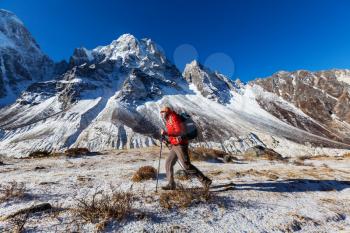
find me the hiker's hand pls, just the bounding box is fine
[161,129,166,136]
[175,136,182,144]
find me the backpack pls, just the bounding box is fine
[178,112,198,140]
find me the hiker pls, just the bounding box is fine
[160,106,212,190]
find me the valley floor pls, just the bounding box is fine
[0,147,349,232]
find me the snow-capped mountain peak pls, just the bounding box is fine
[0,9,23,24]
[0,11,350,158]
[333,69,350,85]
[0,9,53,107]
[0,9,40,53]
[90,34,166,66]
[93,33,140,60]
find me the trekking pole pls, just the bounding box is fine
[155,136,163,193]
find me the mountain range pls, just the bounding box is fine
[0,9,349,157]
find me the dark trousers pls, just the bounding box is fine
[165,144,207,184]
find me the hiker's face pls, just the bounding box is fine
[161,112,167,119]
[161,111,169,119]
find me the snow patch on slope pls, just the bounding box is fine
[0,31,15,48]
[336,70,350,85]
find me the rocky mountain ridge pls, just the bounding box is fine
[0,9,349,157]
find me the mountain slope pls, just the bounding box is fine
[0,11,349,157]
[253,70,350,145]
[0,34,188,156]
[0,43,349,157]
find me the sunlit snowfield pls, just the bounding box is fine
[0,147,349,232]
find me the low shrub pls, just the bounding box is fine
[132,166,157,182]
[8,213,28,233]
[0,181,27,203]
[72,188,134,231]
[243,146,284,161]
[159,185,212,209]
[28,150,52,158]
[65,148,90,157]
[298,155,312,161]
[292,160,305,166]
[189,147,227,162]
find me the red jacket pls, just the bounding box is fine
[165,111,188,145]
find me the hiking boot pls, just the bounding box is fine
[202,178,212,189]
[161,183,176,190]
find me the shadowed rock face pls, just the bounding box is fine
[69,48,92,67]
[183,60,243,104]
[0,71,5,98]
[253,70,350,144]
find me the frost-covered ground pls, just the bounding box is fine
[0,147,349,232]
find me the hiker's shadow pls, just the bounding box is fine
[157,173,166,179]
[210,182,236,192]
[235,179,350,192]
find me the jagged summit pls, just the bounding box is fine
[87,34,166,65]
[259,69,350,85]
[111,33,139,48]
[0,9,22,18]
[183,60,242,104]
[93,33,140,60]
[0,9,24,27]
[66,34,174,84]
[186,60,201,68]
[68,34,164,65]
[69,47,93,67]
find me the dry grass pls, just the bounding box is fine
[292,160,305,166]
[208,170,223,177]
[132,166,157,182]
[292,157,315,167]
[280,164,338,180]
[265,152,284,161]
[319,198,338,205]
[281,213,321,232]
[159,185,212,209]
[0,181,27,203]
[48,202,65,219]
[296,154,350,161]
[189,147,227,162]
[72,188,134,231]
[298,154,334,161]
[77,176,93,183]
[65,148,90,157]
[27,150,65,158]
[230,169,279,180]
[297,155,312,161]
[8,213,29,233]
[242,147,284,161]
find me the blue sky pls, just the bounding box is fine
[1,0,350,82]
